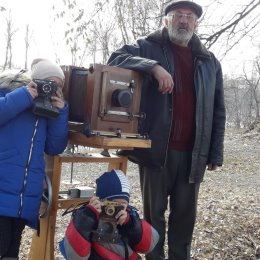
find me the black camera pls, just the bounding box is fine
[32,79,59,118]
[92,200,124,243]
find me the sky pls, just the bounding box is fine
[0,0,71,68]
[0,0,259,76]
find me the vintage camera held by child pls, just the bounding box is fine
[92,200,124,243]
[32,79,59,118]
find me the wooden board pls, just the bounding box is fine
[69,130,151,149]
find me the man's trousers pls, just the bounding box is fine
[139,149,200,260]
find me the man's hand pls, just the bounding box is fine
[207,164,218,171]
[151,64,174,94]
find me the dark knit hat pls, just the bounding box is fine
[31,58,65,82]
[96,169,131,202]
[164,0,203,18]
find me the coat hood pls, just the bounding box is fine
[146,27,211,60]
[0,69,31,91]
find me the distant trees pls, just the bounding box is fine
[224,56,260,128]
[241,57,260,121]
[53,0,260,64]
[0,7,32,71]
[0,0,259,128]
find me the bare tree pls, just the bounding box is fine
[91,18,117,64]
[113,0,165,43]
[24,24,33,70]
[241,57,260,120]
[3,11,18,70]
[199,0,260,59]
[52,0,109,66]
[53,0,260,64]
[224,77,244,128]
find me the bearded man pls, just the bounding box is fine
[107,1,226,259]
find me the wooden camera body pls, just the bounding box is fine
[62,64,145,138]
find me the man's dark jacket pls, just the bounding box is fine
[107,27,226,183]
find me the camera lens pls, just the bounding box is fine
[42,84,52,93]
[105,206,115,216]
[112,89,133,108]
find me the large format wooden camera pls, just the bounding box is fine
[62,64,145,138]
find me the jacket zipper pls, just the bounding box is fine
[191,57,204,180]
[162,45,174,167]
[18,118,39,216]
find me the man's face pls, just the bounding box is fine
[165,8,198,45]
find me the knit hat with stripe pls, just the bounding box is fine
[96,169,131,202]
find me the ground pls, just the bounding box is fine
[20,128,260,260]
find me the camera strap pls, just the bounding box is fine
[61,201,89,216]
[122,238,129,260]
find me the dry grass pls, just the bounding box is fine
[20,128,260,260]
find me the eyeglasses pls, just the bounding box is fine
[168,13,197,22]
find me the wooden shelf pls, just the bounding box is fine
[29,129,151,260]
[29,153,129,260]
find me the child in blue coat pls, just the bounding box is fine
[60,169,159,260]
[0,58,68,260]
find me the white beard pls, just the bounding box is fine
[168,25,194,45]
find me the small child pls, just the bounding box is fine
[59,169,159,260]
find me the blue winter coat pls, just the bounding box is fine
[0,85,68,229]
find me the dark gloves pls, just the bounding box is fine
[118,207,142,245]
[72,204,99,240]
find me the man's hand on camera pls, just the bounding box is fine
[26,81,38,99]
[151,64,174,94]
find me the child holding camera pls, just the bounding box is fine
[0,58,68,260]
[59,169,159,260]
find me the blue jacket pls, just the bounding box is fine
[0,85,68,229]
[108,28,226,183]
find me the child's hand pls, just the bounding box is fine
[116,209,128,226]
[89,196,101,213]
[26,81,38,99]
[51,89,65,109]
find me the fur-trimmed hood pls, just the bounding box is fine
[146,27,211,60]
[0,69,31,91]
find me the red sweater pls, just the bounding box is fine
[168,43,196,151]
